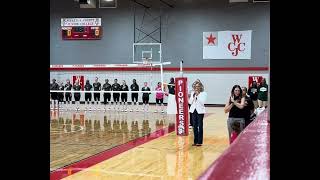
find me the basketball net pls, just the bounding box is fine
[142,58,152,66]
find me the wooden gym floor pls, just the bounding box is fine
[50,106,229,180]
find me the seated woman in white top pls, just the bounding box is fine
[189,82,207,146]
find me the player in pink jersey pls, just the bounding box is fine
[155,82,164,113]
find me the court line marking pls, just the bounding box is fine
[50,167,164,178]
[50,123,175,180]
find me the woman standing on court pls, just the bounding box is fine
[188,79,202,129]
[258,78,268,108]
[166,77,177,114]
[155,82,164,113]
[58,81,64,103]
[84,80,93,108]
[189,82,207,146]
[248,80,258,109]
[120,80,129,112]
[224,85,246,141]
[64,79,73,104]
[73,80,82,111]
[141,82,151,112]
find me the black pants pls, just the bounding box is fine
[74,93,80,101]
[121,93,128,102]
[189,104,193,126]
[65,93,72,102]
[94,93,100,101]
[131,93,138,102]
[156,98,163,104]
[58,93,64,102]
[104,93,111,104]
[192,109,204,145]
[113,93,120,102]
[142,96,149,104]
[51,92,58,100]
[85,93,92,101]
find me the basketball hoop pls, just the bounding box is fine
[142,57,152,66]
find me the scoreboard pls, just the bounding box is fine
[61,26,102,40]
[61,18,102,40]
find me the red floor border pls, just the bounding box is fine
[50,124,175,180]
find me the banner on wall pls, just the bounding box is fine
[203,30,252,59]
[61,18,101,27]
[72,75,84,90]
[248,76,263,88]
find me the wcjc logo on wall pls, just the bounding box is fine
[228,34,245,56]
[203,30,252,59]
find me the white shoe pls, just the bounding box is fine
[130,109,133,112]
[161,110,164,113]
[154,110,157,113]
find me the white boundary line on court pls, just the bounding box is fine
[51,167,164,178]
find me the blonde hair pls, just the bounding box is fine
[194,81,204,92]
[192,80,200,89]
